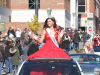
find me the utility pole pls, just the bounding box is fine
[35,0,38,22]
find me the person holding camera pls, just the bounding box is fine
[93,34,100,46]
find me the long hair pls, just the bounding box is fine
[43,17,57,29]
[83,41,94,52]
[24,32,29,42]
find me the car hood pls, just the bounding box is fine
[80,64,100,75]
[80,63,100,71]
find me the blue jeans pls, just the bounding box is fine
[69,43,72,50]
[21,39,24,48]
[0,62,3,75]
[83,42,85,47]
[63,49,66,51]
[5,57,12,73]
[12,65,18,70]
[17,37,20,43]
[73,43,76,49]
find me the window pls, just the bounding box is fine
[78,0,85,13]
[9,16,11,22]
[29,0,40,9]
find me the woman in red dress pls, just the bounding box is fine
[27,17,70,59]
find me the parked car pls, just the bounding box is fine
[17,58,83,75]
[69,53,100,75]
[93,46,100,55]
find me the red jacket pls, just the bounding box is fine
[93,38,100,46]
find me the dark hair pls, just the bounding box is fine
[16,39,19,44]
[43,17,57,29]
[25,41,29,45]
[9,27,11,30]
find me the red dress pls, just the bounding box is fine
[27,30,70,59]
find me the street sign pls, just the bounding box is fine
[0,22,6,31]
[88,27,92,32]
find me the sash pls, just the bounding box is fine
[46,28,59,47]
[85,48,88,53]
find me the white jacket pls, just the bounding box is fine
[16,31,21,37]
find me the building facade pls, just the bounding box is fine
[0,0,71,30]
[70,0,78,30]
[78,0,100,40]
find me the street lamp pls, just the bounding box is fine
[85,20,87,32]
[47,8,52,16]
[35,0,38,22]
[0,15,1,22]
[72,12,76,31]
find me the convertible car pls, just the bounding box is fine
[69,53,100,75]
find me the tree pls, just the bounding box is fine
[0,1,6,5]
[27,14,41,32]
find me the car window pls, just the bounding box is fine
[18,62,81,75]
[93,46,100,52]
[70,55,100,64]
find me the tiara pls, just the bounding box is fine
[48,15,57,22]
[48,15,54,18]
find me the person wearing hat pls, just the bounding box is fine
[0,41,5,75]
[9,42,20,75]
[16,28,21,43]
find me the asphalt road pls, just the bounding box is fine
[69,42,83,54]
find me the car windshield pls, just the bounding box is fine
[70,54,100,64]
[18,61,81,75]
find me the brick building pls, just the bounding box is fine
[78,0,100,40]
[0,0,71,36]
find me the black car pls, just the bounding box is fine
[17,58,83,75]
[69,53,100,75]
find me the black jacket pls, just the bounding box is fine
[74,33,80,43]
[7,30,11,36]
[11,29,15,37]
[83,34,88,42]
[0,46,5,61]
[27,44,39,56]
[4,45,13,59]
[59,35,70,49]
[16,44,22,56]
[21,32,25,39]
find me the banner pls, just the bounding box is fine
[0,22,6,31]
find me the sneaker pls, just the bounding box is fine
[7,73,12,75]
[3,65,6,68]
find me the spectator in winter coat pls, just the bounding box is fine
[93,34,100,46]
[27,42,39,56]
[24,32,29,43]
[69,33,73,50]
[0,41,5,75]
[4,40,13,74]
[9,42,20,75]
[16,39,23,65]
[82,32,88,47]
[22,41,29,61]
[59,32,70,54]
[75,40,94,54]
[11,26,15,37]
[73,32,80,49]
[21,30,25,48]
[7,27,12,37]
[16,28,21,43]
